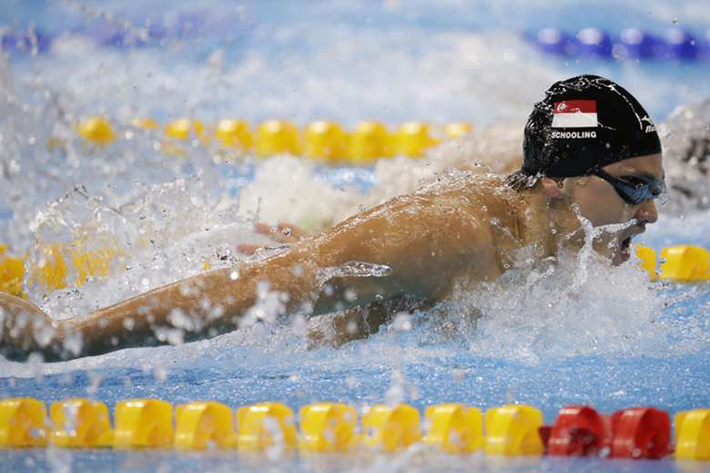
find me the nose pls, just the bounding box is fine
[635,199,658,225]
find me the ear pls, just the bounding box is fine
[540,177,565,199]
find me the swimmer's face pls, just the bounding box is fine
[564,153,665,265]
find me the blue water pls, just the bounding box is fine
[1,1,710,472]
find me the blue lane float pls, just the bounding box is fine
[0,31,53,55]
[529,27,710,62]
[618,28,666,60]
[533,28,579,56]
[0,10,215,54]
[664,29,699,60]
[2,21,710,63]
[577,28,613,59]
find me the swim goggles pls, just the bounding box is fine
[589,167,666,205]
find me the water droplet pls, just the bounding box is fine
[392,312,412,331]
[344,288,357,302]
[291,264,304,276]
[154,366,168,381]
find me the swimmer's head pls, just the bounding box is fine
[520,74,662,179]
[511,75,665,265]
[541,153,664,265]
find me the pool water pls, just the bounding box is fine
[1,1,710,471]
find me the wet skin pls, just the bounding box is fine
[0,153,664,361]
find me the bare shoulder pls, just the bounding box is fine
[295,171,506,299]
[412,171,508,238]
[306,173,501,256]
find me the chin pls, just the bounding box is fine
[594,239,630,266]
[611,254,629,266]
[611,245,632,266]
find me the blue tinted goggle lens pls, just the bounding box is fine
[591,169,665,205]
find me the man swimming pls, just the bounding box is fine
[0,75,665,361]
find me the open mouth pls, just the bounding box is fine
[621,236,632,251]
[618,236,633,262]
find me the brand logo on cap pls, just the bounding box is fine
[552,100,598,131]
[641,116,656,133]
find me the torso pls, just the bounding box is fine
[308,171,551,341]
[307,172,548,305]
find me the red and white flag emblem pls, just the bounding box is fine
[552,100,597,128]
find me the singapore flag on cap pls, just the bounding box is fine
[551,100,598,128]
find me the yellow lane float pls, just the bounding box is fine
[113,399,173,449]
[22,242,123,292]
[635,245,657,279]
[30,244,69,291]
[174,401,236,450]
[660,246,710,281]
[49,399,113,448]
[361,404,422,452]
[165,118,210,147]
[675,409,710,461]
[347,120,391,164]
[255,120,300,157]
[299,402,358,452]
[0,245,25,298]
[392,122,438,158]
[0,398,48,448]
[165,118,195,141]
[445,122,473,139]
[236,402,297,452]
[424,403,484,453]
[71,245,121,287]
[71,117,481,162]
[302,121,347,163]
[131,117,160,130]
[485,404,544,456]
[76,117,116,146]
[215,119,254,152]
[636,245,710,282]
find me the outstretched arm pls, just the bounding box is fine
[1,244,328,361]
[2,246,337,361]
[2,192,495,361]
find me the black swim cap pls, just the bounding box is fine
[522,75,662,178]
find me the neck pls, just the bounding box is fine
[513,186,578,259]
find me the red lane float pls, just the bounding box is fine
[545,406,610,457]
[542,405,672,460]
[610,407,671,459]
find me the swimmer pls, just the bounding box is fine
[658,98,710,213]
[0,75,665,361]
